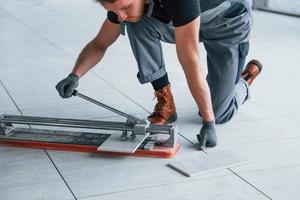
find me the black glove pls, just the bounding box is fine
[55,74,79,98]
[197,120,217,149]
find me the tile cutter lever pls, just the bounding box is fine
[72,90,148,140]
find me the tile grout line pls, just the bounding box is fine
[227,168,273,200]
[41,3,94,33]
[178,132,198,146]
[0,80,24,116]
[75,173,234,199]
[216,135,300,149]
[44,150,78,200]
[253,101,295,122]
[231,163,300,175]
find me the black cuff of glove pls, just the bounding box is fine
[202,120,215,127]
[68,73,79,81]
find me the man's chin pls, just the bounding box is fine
[127,16,142,22]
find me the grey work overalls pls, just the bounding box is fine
[124,0,252,124]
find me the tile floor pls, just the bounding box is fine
[0,1,300,199]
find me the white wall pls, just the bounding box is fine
[268,0,300,15]
[254,0,300,15]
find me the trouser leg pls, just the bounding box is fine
[126,16,177,124]
[126,16,175,84]
[200,0,252,124]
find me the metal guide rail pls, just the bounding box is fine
[0,114,173,134]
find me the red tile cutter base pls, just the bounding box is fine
[0,138,180,158]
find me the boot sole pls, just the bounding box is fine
[167,112,178,123]
[242,59,263,83]
[247,59,263,73]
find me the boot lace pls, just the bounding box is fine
[153,91,167,114]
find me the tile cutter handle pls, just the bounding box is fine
[72,90,130,119]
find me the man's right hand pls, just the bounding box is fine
[55,74,79,98]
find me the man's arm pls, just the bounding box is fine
[71,19,121,77]
[174,16,214,122]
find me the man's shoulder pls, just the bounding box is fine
[160,0,200,27]
[161,0,199,9]
[160,0,200,15]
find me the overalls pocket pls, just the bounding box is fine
[200,1,251,42]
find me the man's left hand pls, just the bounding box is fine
[197,120,217,149]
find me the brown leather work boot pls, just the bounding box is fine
[148,84,177,125]
[241,59,263,86]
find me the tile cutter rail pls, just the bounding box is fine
[0,90,180,158]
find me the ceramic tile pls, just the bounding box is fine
[175,108,300,148]
[238,165,300,200]
[0,147,75,200]
[213,138,300,173]
[78,174,267,200]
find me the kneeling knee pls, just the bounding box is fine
[214,108,237,124]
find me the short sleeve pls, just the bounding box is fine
[168,0,201,27]
[107,11,120,24]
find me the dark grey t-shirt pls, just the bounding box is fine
[107,0,226,27]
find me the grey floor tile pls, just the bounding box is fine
[0,15,64,60]
[238,165,300,200]
[0,1,97,60]
[176,108,300,148]
[0,73,146,114]
[168,149,253,177]
[247,62,300,121]
[246,13,300,122]
[43,0,107,30]
[234,101,281,121]
[78,174,268,200]
[0,147,75,200]
[216,118,300,148]
[217,138,300,173]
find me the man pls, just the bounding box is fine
[56,0,262,149]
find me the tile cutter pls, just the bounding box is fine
[0,90,180,158]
